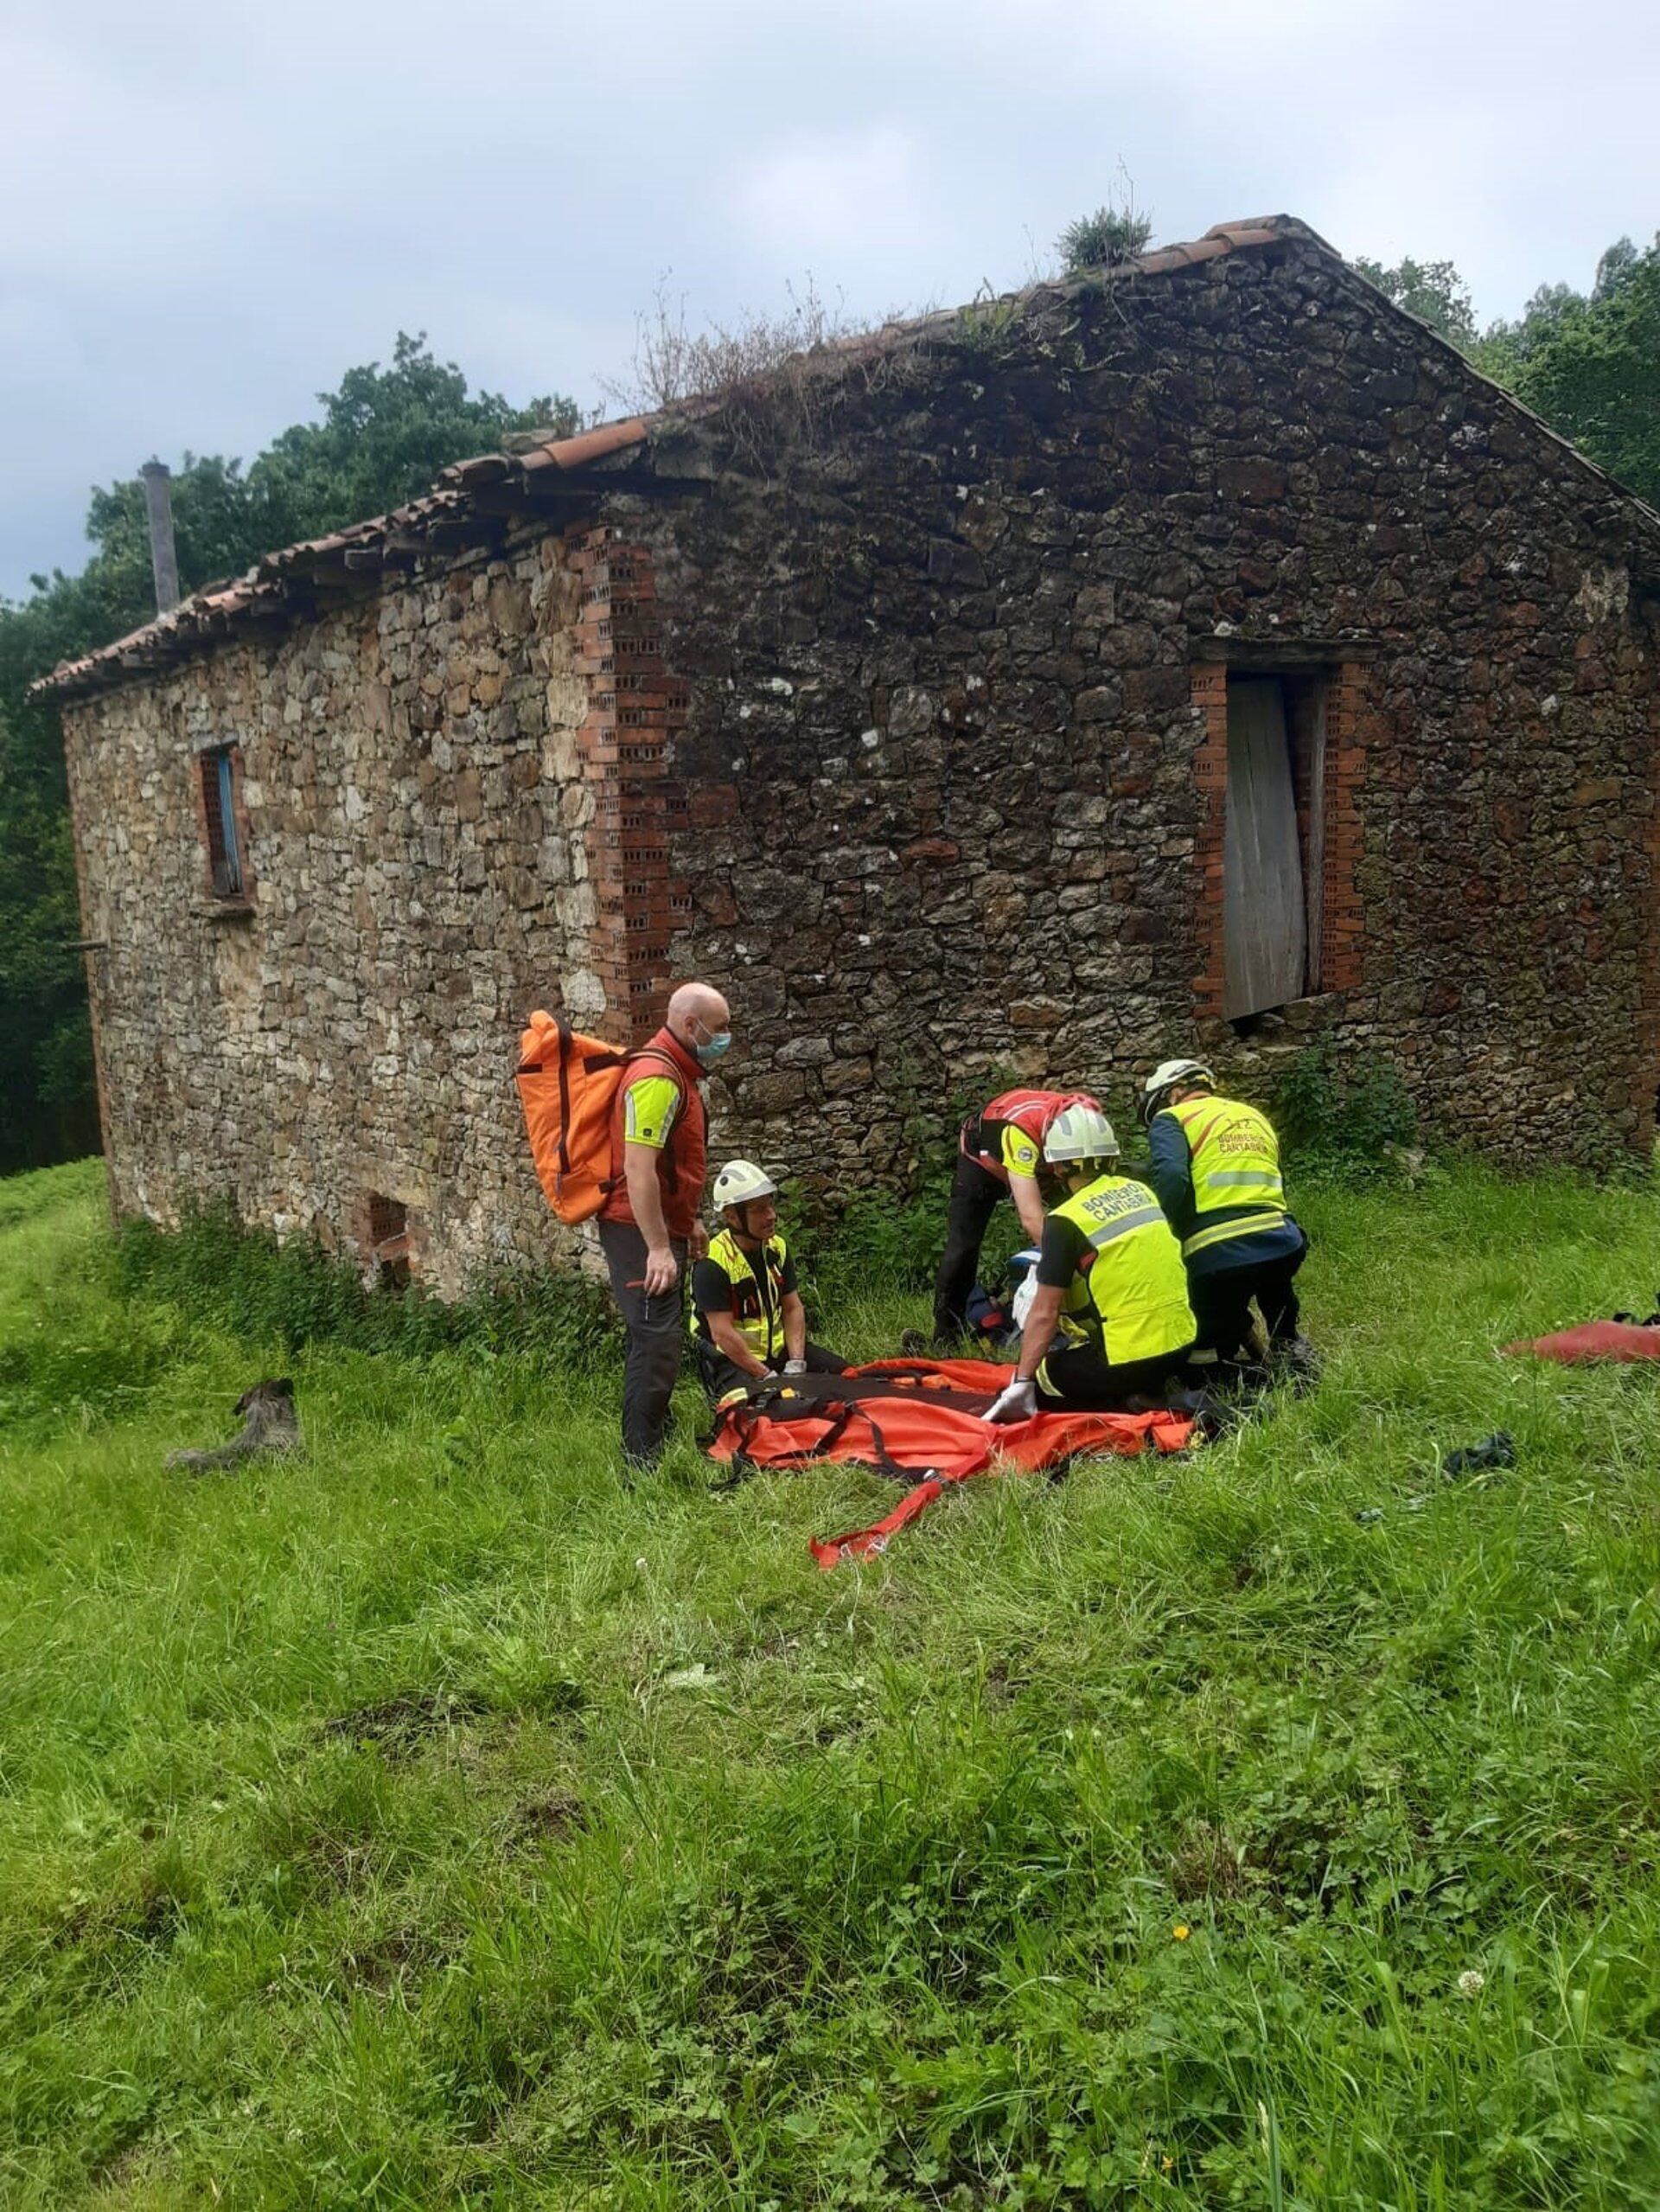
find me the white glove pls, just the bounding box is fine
[782,1359,807,1376]
[986,1376,1037,1425]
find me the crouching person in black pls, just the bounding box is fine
[987,1104,1196,1423]
[691,1160,850,1403]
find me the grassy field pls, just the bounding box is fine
[4,1155,1660,2208]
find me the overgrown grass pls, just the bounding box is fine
[5,1155,1660,2206]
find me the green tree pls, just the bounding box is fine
[1509,235,1660,504]
[245,333,575,552]
[1471,280,1580,380]
[1593,237,1640,297]
[1352,255,1478,348]
[0,337,577,1173]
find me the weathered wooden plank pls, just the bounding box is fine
[1223,677,1306,1018]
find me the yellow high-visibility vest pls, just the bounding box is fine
[693,1228,788,1360]
[1165,1094,1287,1258]
[1047,1173,1196,1365]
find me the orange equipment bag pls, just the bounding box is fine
[1501,1320,1660,1365]
[515,1010,633,1224]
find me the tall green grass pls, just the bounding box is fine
[3,1155,1660,2206]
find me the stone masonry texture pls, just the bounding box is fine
[56,225,1660,1289]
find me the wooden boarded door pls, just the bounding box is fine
[1223,678,1306,1018]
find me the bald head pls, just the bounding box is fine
[666,981,731,1066]
[667,981,729,1034]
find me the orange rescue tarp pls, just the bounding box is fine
[701,1358,1195,1567]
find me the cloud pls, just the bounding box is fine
[727,125,935,265]
[3,0,1657,598]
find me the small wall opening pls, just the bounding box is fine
[365,1192,411,1291]
[199,745,246,899]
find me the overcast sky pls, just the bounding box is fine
[3,0,1657,600]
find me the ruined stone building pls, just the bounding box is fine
[42,215,1660,1292]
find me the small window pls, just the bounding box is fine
[367,1192,406,1246]
[367,1192,411,1292]
[200,747,245,898]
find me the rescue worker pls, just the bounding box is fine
[1140,1057,1313,1375]
[595,981,730,1468]
[987,1103,1195,1421]
[932,1085,1101,1345]
[691,1160,850,1403]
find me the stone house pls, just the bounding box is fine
[43,215,1660,1294]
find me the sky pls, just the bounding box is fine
[3,0,1657,600]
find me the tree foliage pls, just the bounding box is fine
[246,333,576,553]
[1502,239,1660,505]
[0,337,574,1173]
[1352,256,1478,348]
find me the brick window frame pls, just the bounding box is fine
[1191,649,1369,1021]
[352,1189,417,1289]
[192,741,255,906]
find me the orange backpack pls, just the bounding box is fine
[515,1011,633,1224]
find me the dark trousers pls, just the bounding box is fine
[695,1338,850,1404]
[597,1218,690,1467]
[933,1152,1007,1341]
[1037,1338,1192,1412]
[1189,1246,1306,1364]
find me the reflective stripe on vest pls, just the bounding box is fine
[1050,1173,1195,1365]
[1184,1211,1289,1258]
[1166,1095,1286,1260]
[693,1228,788,1360]
[1084,1201,1167,1247]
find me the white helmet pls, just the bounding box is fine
[1043,1102,1120,1165]
[712,1159,778,1211]
[1141,1058,1214,1121]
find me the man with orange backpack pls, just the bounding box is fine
[595,981,732,1468]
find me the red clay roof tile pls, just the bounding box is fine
[517,417,648,474]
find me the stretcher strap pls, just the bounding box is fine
[717,1396,914,1485]
[807,1411,1195,1568]
[743,1365,1003,1415]
[809,1467,965,1568]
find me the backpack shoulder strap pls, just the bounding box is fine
[623,1043,691,1095]
[618,1044,698,1192]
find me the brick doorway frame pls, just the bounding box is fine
[1191,647,1372,1021]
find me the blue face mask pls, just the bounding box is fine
[693,1028,732,1068]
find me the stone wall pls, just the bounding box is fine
[63,531,602,1293]
[61,229,1660,1289]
